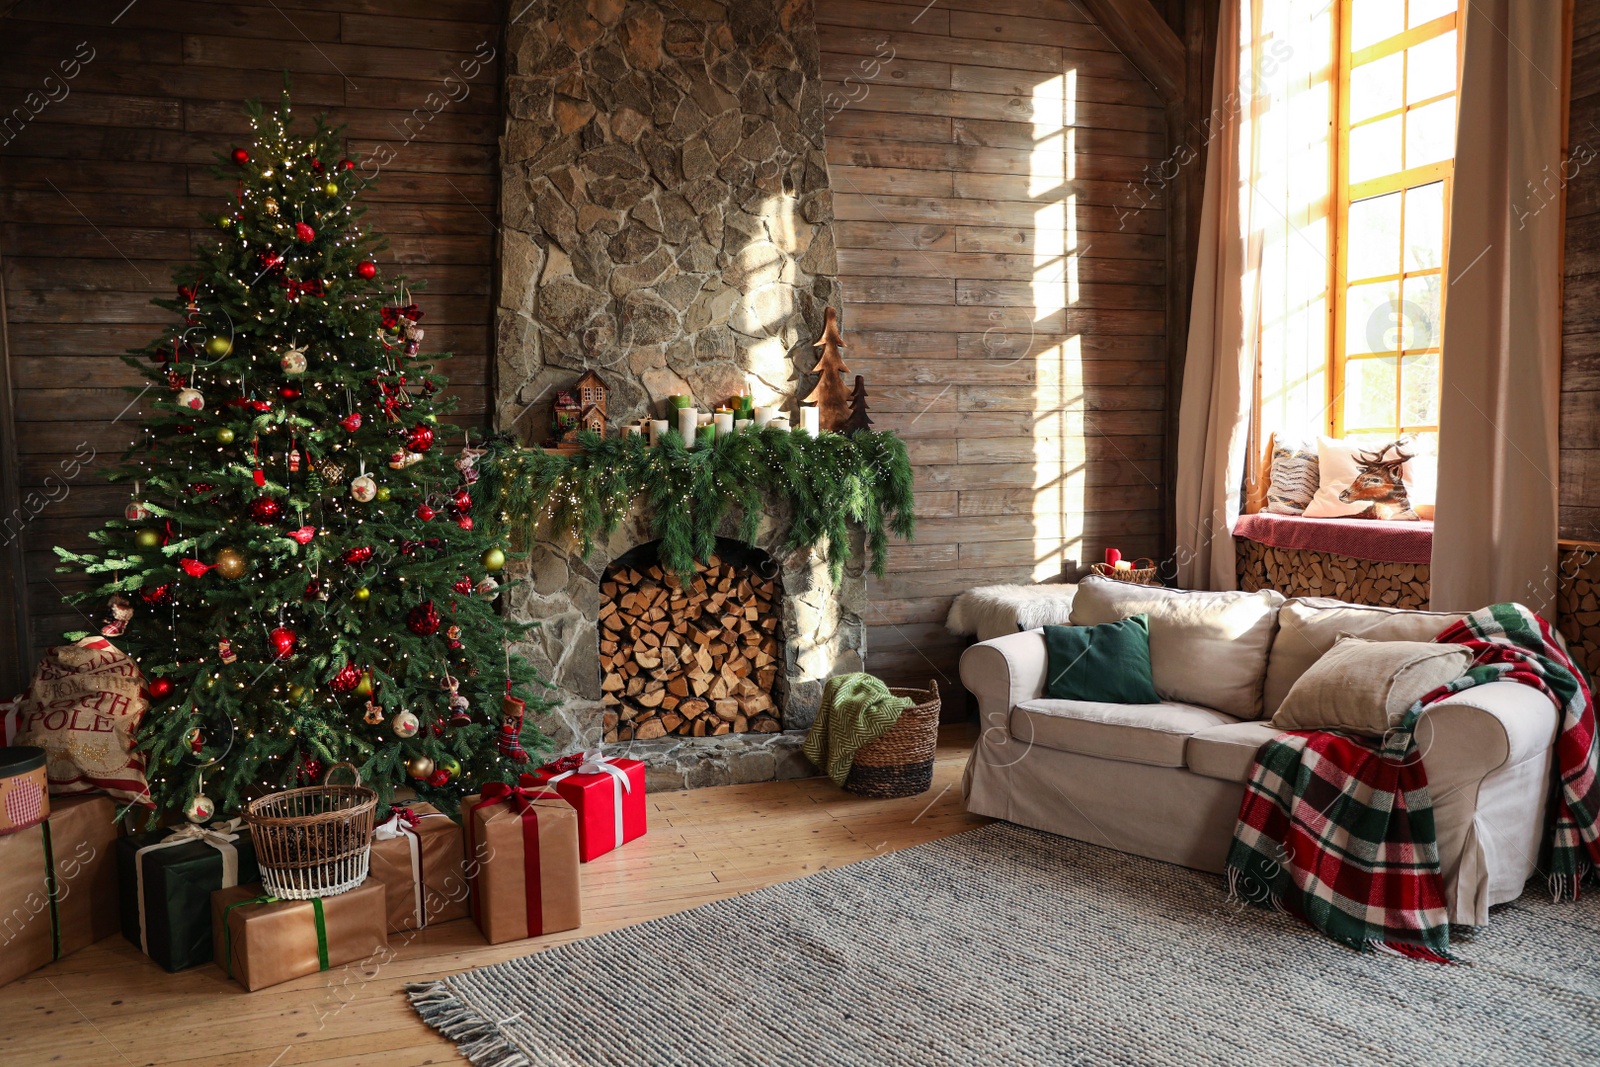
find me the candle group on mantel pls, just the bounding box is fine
[649,393,826,448]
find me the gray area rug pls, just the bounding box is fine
[408,824,1600,1066]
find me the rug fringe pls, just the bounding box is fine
[406,980,529,1067]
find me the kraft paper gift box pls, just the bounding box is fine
[368,803,470,933]
[0,795,120,988]
[462,777,581,944]
[532,751,647,862]
[117,820,259,972]
[211,879,388,991]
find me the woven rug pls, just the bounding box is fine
[408,824,1600,1066]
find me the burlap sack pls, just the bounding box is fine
[12,636,150,805]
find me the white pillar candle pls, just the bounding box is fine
[768,417,791,431]
[754,406,778,428]
[734,418,753,432]
[713,411,734,435]
[676,405,699,445]
[622,424,641,436]
[649,419,669,446]
[697,411,712,426]
[799,405,820,436]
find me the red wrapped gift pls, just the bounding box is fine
[532,749,646,862]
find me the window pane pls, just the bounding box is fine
[1401,352,1440,426]
[1350,114,1403,184]
[1404,181,1445,272]
[1405,97,1456,169]
[1347,192,1402,281]
[1408,0,1458,28]
[1352,0,1405,51]
[1347,280,1402,354]
[1401,273,1442,350]
[1345,357,1399,431]
[1406,31,1458,103]
[1350,52,1404,123]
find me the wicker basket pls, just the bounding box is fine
[1091,558,1159,585]
[844,681,941,799]
[243,761,377,899]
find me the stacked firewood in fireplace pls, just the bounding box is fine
[599,555,782,741]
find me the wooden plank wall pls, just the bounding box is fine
[814,0,1170,694]
[1563,0,1600,539]
[0,0,503,683]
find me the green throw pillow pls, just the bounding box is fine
[1042,615,1161,704]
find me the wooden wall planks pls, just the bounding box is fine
[0,0,503,681]
[816,0,1169,697]
[1564,0,1600,540]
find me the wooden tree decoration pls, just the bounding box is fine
[843,375,873,434]
[803,306,852,432]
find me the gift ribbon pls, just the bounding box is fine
[39,820,61,961]
[221,894,327,979]
[374,807,445,928]
[544,748,632,851]
[469,776,563,937]
[133,819,245,956]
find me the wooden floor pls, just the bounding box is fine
[1,726,986,1067]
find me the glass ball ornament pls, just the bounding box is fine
[323,182,339,195]
[204,336,232,358]
[350,474,378,503]
[288,683,308,703]
[218,215,233,228]
[353,586,371,602]
[392,710,420,738]
[280,348,308,376]
[148,676,174,700]
[406,754,435,780]
[357,260,377,279]
[436,753,461,777]
[375,486,392,503]
[184,793,216,824]
[176,387,205,411]
[213,547,248,580]
[135,529,162,550]
[263,197,279,216]
[215,427,235,444]
[481,547,506,572]
[125,499,150,521]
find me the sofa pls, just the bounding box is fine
[960,577,1561,925]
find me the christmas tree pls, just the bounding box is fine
[55,93,554,821]
[802,306,852,432]
[843,375,873,435]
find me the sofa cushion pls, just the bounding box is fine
[1012,697,1239,768]
[1068,576,1284,719]
[1186,721,1284,782]
[1043,616,1160,703]
[1263,598,1466,715]
[1271,636,1475,735]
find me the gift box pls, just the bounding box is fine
[532,750,647,862]
[463,777,581,944]
[0,745,49,834]
[211,878,388,991]
[0,795,120,988]
[368,803,469,933]
[118,820,259,972]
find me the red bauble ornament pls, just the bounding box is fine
[295,222,315,243]
[405,423,434,453]
[268,626,298,661]
[148,677,174,700]
[303,578,326,601]
[247,497,283,524]
[427,769,451,788]
[450,488,473,514]
[339,158,355,171]
[453,576,473,595]
[329,663,361,693]
[297,756,325,784]
[356,261,378,280]
[142,584,173,606]
[407,601,441,636]
[417,504,436,522]
[341,546,374,566]
[340,412,363,432]
[280,386,302,400]
[456,516,474,531]
[231,147,250,165]
[259,251,283,272]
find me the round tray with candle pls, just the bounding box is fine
[1091,551,1158,585]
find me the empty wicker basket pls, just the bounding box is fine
[844,680,941,798]
[244,762,377,899]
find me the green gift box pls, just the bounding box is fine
[118,821,259,972]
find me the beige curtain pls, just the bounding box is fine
[1430,0,1566,620]
[1174,0,1252,591]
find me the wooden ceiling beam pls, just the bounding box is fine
[1075,0,1188,106]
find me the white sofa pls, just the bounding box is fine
[960,578,1561,925]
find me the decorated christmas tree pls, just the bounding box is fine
[55,93,554,821]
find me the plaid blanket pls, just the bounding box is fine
[1228,603,1600,961]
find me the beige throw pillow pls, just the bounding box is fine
[1068,577,1284,719]
[1270,635,1474,736]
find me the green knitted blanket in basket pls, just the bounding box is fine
[803,673,913,786]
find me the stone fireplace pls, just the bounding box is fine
[494,1,854,788]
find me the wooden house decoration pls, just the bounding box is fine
[575,369,608,437]
[551,389,581,446]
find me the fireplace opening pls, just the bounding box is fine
[599,538,783,741]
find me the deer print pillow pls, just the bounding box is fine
[1302,436,1422,520]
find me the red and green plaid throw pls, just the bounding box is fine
[1228,602,1600,962]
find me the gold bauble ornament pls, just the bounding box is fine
[215,427,235,444]
[134,529,161,549]
[481,547,506,572]
[323,182,339,195]
[214,547,247,580]
[203,335,232,358]
[406,755,435,780]
[353,586,371,602]
[218,215,233,228]
[263,197,279,215]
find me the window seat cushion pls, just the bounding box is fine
[1232,512,1432,565]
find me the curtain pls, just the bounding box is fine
[1176,0,1334,590]
[1430,0,1566,620]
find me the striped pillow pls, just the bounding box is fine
[1264,437,1318,515]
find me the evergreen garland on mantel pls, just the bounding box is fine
[474,427,915,581]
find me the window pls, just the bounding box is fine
[1331,0,1462,440]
